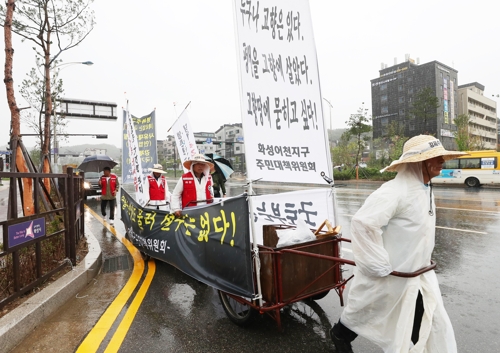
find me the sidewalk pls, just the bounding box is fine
[0,227,102,352]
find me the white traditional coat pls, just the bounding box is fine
[341,162,457,353]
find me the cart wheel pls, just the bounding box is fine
[308,290,330,301]
[218,290,254,326]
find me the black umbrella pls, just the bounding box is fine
[204,153,234,182]
[77,155,118,172]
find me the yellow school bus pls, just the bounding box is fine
[432,150,500,187]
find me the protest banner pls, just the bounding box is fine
[234,0,332,184]
[121,189,254,297]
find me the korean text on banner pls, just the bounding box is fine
[172,110,199,171]
[234,1,331,184]
[122,110,158,184]
[121,189,254,297]
[252,188,335,244]
[125,110,148,206]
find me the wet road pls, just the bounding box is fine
[108,182,500,352]
[13,181,500,352]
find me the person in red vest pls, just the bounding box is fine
[171,154,214,217]
[98,166,120,225]
[146,164,170,211]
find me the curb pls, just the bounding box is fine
[0,229,102,352]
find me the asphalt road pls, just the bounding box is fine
[12,181,500,352]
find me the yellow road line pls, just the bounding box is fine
[104,259,157,353]
[76,206,145,353]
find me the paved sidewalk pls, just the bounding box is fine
[0,226,102,352]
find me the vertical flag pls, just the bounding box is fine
[125,103,148,206]
[122,110,157,184]
[171,110,199,171]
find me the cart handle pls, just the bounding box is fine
[390,260,436,278]
[279,249,437,278]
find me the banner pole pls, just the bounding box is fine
[247,180,263,306]
[167,101,191,132]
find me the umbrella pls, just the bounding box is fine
[78,155,118,172]
[204,153,234,181]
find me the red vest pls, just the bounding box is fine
[100,174,118,195]
[147,174,166,200]
[181,172,213,209]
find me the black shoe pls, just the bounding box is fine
[330,326,354,353]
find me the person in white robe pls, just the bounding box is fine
[330,135,467,353]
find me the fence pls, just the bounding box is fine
[0,167,85,309]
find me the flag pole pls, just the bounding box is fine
[167,101,191,132]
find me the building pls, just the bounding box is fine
[371,56,458,149]
[194,132,218,155]
[457,82,497,150]
[215,123,245,171]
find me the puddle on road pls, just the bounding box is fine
[168,283,196,317]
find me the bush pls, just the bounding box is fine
[333,167,397,182]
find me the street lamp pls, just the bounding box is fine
[51,60,93,171]
[323,97,333,130]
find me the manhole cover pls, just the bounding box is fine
[102,255,131,273]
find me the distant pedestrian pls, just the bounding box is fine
[211,169,226,198]
[98,166,120,225]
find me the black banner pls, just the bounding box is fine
[120,189,254,297]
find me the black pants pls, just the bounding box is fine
[335,291,424,345]
[101,199,115,219]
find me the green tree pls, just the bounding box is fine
[409,87,440,133]
[331,131,357,167]
[345,104,372,167]
[370,121,408,169]
[454,114,481,151]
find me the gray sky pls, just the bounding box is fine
[1,0,498,149]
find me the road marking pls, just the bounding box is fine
[437,206,500,215]
[105,259,156,353]
[435,226,487,234]
[77,206,145,353]
[340,211,489,234]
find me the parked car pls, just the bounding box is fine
[83,171,102,199]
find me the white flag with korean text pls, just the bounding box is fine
[172,110,199,172]
[233,0,332,184]
[125,108,148,206]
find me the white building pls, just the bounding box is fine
[458,82,498,150]
[215,123,245,172]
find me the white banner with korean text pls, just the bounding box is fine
[234,0,332,184]
[172,110,199,172]
[252,188,335,244]
[125,109,148,206]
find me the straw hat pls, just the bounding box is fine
[381,135,468,172]
[183,154,215,172]
[149,164,167,174]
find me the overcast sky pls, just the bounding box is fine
[1,0,499,149]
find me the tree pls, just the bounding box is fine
[3,0,35,216]
[20,62,67,168]
[331,131,357,167]
[345,104,372,167]
[0,0,95,186]
[409,87,440,133]
[454,114,481,151]
[370,121,408,169]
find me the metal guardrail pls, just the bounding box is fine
[0,167,85,309]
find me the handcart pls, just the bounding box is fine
[217,223,437,330]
